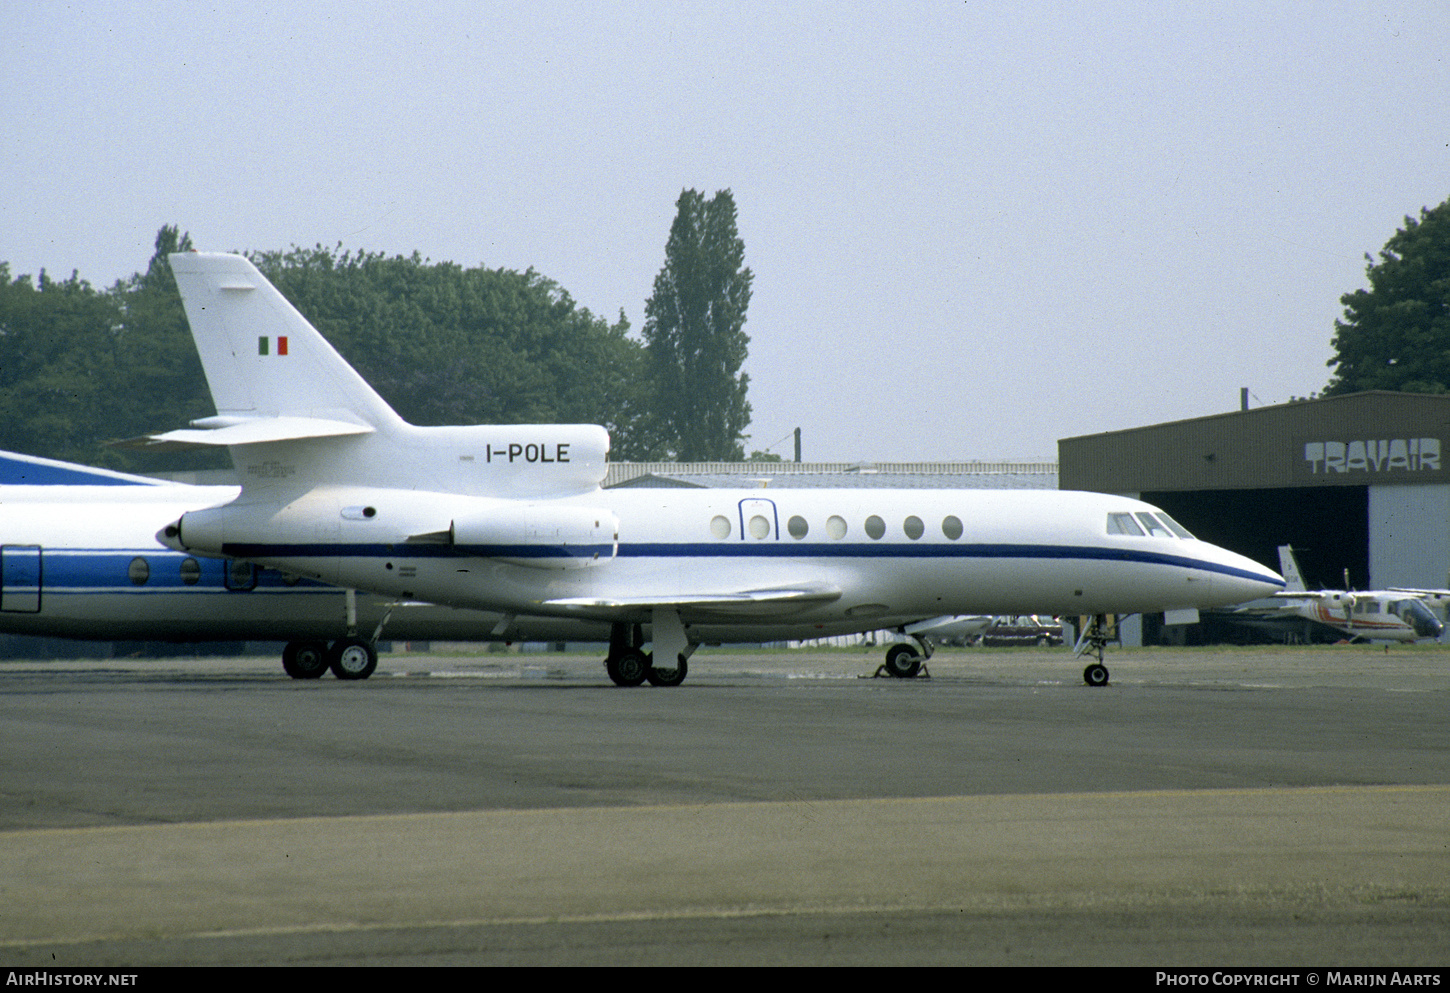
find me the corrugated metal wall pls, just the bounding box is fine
[1059,392,1450,493]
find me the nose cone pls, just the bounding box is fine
[1208,545,1286,605]
[156,518,186,553]
[1403,599,1443,639]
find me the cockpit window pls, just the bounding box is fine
[1109,511,1195,538]
[1135,512,1173,538]
[1156,513,1196,539]
[1107,513,1144,536]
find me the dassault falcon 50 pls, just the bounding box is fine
[150,252,1284,686]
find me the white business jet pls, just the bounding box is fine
[151,252,1284,687]
[0,449,615,677]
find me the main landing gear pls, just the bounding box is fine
[604,618,695,687]
[281,591,388,681]
[1072,614,1115,687]
[877,632,934,678]
[281,638,380,680]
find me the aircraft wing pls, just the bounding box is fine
[1388,587,1450,600]
[543,583,841,615]
[1218,603,1307,619]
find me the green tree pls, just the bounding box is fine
[104,226,227,472]
[0,226,229,474]
[641,189,754,461]
[1325,197,1450,395]
[0,263,120,463]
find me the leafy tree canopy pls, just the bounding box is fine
[1325,197,1450,395]
[642,189,754,461]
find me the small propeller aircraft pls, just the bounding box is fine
[1216,545,1444,644]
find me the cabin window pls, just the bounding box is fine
[710,515,731,539]
[1107,513,1144,536]
[903,516,924,540]
[865,515,886,540]
[1135,512,1173,538]
[826,515,848,539]
[180,558,201,586]
[227,559,258,591]
[128,557,150,586]
[942,515,963,540]
[748,514,771,539]
[787,515,809,539]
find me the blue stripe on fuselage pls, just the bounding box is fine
[29,550,332,593]
[211,541,1283,588]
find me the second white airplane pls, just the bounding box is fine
[1266,545,1443,643]
[151,252,1284,686]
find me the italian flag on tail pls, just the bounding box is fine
[258,335,289,356]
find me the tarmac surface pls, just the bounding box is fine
[0,643,1447,966]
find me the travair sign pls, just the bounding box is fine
[1296,437,1444,482]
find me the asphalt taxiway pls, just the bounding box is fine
[1,646,1446,966]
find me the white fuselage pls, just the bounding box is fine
[1287,594,1441,642]
[165,483,1285,641]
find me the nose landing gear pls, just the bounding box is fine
[1072,614,1115,687]
[876,631,933,678]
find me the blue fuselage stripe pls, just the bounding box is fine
[16,550,331,593]
[207,541,1282,588]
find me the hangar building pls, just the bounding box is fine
[1059,391,1450,607]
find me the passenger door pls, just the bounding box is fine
[1,545,42,613]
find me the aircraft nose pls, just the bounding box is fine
[1213,547,1285,603]
[156,519,186,553]
[1406,600,1443,639]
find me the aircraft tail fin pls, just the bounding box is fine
[159,251,612,498]
[1277,545,1307,593]
[167,252,404,434]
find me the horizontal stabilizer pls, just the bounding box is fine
[125,416,374,451]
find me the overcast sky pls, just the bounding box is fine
[4,2,1447,462]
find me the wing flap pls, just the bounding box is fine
[544,583,841,614]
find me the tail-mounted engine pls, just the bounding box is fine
[448,505,619,569]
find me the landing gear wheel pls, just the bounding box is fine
[884,643,923,678]
[1083,663,1109,687]
[646,656,688,687]
[328,638,378,680]
[282,640,329,679]
[606,649,651,687]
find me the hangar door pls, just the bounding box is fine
[1142,487,1369,591]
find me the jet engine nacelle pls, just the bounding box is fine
[161,504,233,558]
[450,505,619,569]
[159,491,344,568]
